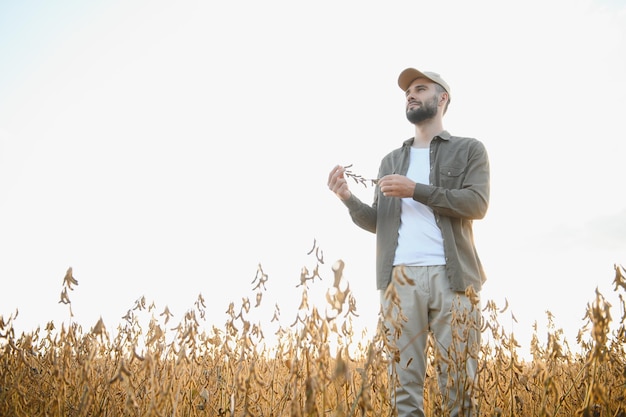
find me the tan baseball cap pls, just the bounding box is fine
[397,68,451,100]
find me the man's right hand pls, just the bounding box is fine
[327,165,352,201]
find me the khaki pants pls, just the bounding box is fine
[380,265,481,417]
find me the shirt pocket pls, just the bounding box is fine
[439,165,465,188]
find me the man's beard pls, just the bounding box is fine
[405,95,438,124]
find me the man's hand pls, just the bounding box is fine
[327,165,352,201]
[378,174,416,198]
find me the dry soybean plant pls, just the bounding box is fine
[342,164,379,188]
[1,246,626,416]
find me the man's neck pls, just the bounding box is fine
[412,120,444,148]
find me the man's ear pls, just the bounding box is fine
[439,92,449,106]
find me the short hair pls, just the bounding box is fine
[433,83,451,114]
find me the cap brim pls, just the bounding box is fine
[398,68,430,91]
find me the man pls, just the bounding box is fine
[327,68,489,416]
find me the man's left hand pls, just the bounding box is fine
[378,174,416,198]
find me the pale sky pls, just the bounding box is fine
[1,0,625,357]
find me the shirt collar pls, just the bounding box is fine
[403,130,451,147]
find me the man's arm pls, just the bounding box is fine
[328,165,377,233]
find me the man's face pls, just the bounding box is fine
[405,78,439,124]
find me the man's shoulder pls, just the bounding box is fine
[444,134,485,149]
[382,138,412,159]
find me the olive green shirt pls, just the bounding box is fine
[343,131,490,292]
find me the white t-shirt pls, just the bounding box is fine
[393,147,446,266]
